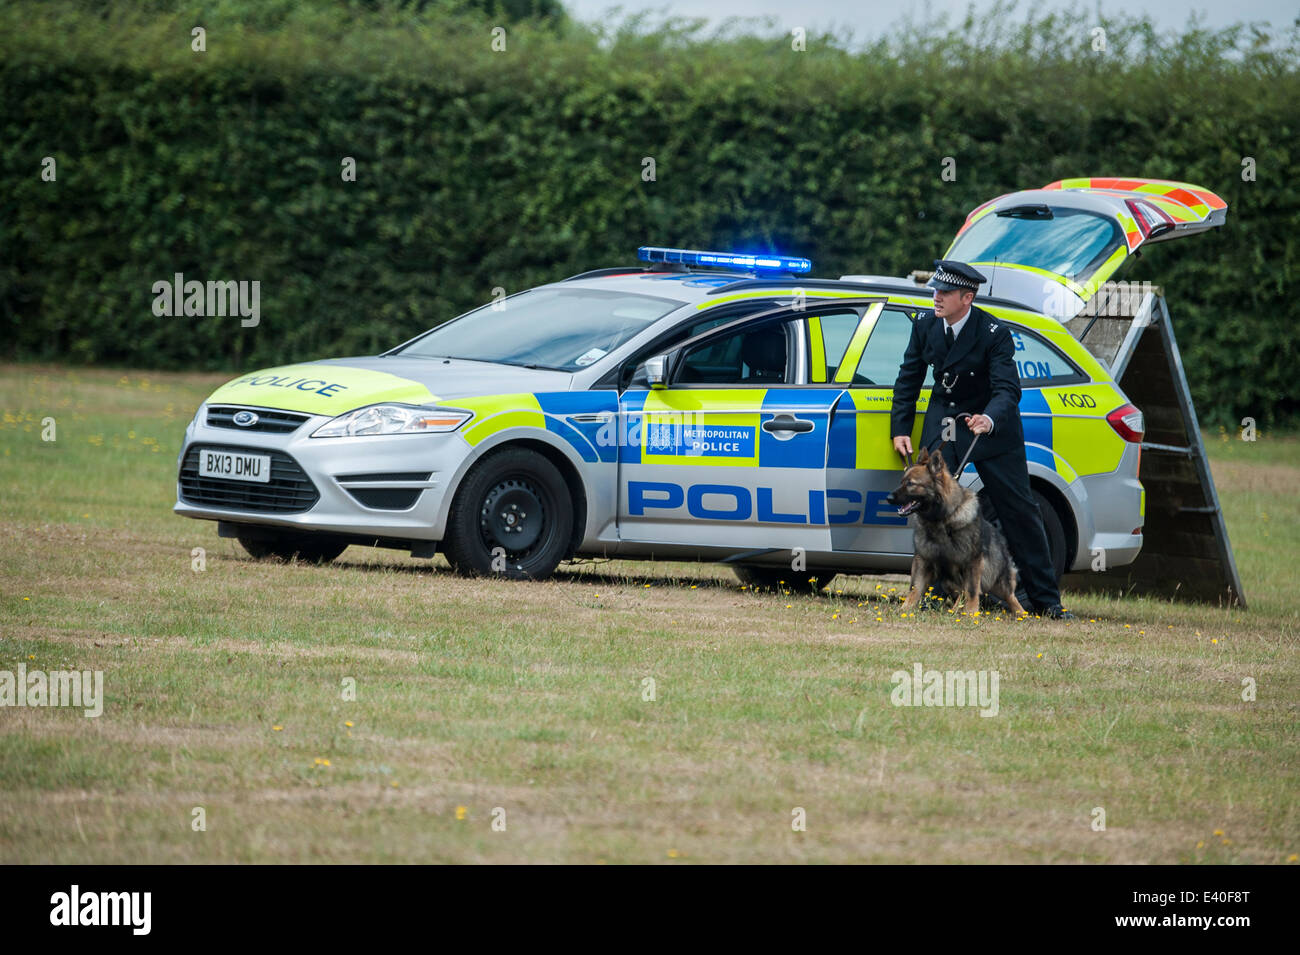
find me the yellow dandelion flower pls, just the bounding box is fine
[1213,829,1224,836]
[456,805,468,820]
[344,721,353,728]
[1196,841,1205,849]
[1212,638,1218,644]
[1288,854,1298,862]
[667,849,679,858]
[272,725,283,731]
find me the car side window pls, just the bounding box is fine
[676,319,794,385]
[813,311,862,382]
[617,304,773,389]
[1008,327,1086,386]
[851,308,934,388]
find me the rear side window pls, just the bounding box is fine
[1010,327,1087,387]
[854,308,934,388]
[813,311,861,381]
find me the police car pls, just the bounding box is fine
[174,177,1228,590]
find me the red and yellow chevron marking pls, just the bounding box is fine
[1043,177,1226,219]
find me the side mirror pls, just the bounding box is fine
[642,354,669,389]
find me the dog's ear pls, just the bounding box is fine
[929,448,946,473]
[916,448,930,467]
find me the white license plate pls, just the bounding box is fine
[199,450,272,483]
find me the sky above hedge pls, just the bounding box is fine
[562,0,1298,36]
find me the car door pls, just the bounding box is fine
[617,300,881,555]
[824,303,933,555]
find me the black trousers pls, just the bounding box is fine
[939,445,1062,611]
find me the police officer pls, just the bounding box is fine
[890,259,1074,620]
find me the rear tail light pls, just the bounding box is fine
[1125,199,1173,239]
[1107,403,1144,443]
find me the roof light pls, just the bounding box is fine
[637,246,811,274]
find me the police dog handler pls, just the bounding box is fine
[890,259,1074,620]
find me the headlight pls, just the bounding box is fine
[311,404,472,438]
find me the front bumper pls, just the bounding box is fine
[172,405,471,540]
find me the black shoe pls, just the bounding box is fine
[1043,605,1076,621]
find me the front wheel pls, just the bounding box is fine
[442,448,573,580]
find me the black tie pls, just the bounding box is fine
[945,325,955,349]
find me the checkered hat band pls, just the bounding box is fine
[934,269,978,289]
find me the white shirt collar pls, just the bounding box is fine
[944,305,973,338]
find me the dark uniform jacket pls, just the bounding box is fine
[890,304,1023,465]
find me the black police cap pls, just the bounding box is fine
[927,259,988,292]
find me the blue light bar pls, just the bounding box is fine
[638,246,812,274]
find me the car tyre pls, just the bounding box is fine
[733,565,831,593]
[443,447,573,580]
[978,488,1068,611]
[237,533,348,564]
[1033,488,1068,583]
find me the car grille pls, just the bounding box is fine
[179,445,320,513]
[206,406,311,434]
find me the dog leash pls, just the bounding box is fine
[899,412,982,476]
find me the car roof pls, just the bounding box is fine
[554,269,1063,332]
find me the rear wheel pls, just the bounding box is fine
[442,448,573,580]
[977,488,1068,584]
[237,532,347,564]
[733,565,831,593]
[1034,488,1068,583]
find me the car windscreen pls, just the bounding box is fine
[394,287,684,371]
[948,208,1122,281]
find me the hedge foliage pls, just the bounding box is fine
[1,1,1297,425]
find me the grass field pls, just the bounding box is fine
[1,363,1296,863]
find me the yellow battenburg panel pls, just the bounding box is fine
[848,389,929,470]
[639,389,765,467]
[1043,383,1127,476]
[699,289,880,309]
[808,317,827,382]
[205,363,438,415]
[457,393,544,445]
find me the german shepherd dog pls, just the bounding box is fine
[887,448,1027,616]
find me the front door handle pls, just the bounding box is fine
[762,414,815,437]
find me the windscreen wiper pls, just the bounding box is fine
[996,204,1054,220]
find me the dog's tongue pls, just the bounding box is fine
[897,501,918,516]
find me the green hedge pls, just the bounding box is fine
[1,2,1297,425]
